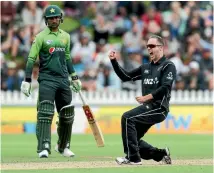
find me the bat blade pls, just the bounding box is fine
[82,105,105,147]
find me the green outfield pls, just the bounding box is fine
[1,134,213,173]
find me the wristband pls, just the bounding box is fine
[71,75,79,80]
[25,78,32,82]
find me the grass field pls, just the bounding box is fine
[1,134,213,173]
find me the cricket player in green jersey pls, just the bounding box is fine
[20,5,82,158]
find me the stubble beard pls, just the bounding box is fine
[47,20,60,30]
[150,54,159,63]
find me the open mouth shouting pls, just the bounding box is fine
[149,51,154,58]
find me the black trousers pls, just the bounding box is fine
[121,102,168,162]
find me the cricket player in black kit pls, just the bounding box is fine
[109,35,176,165]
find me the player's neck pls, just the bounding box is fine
[50,27,59,32]
[153,54,164,63]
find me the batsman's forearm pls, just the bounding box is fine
[66,59,75,75]
[25,58,36,82]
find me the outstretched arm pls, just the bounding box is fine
[108,51,142,82]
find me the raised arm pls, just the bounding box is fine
[108,51,142,82]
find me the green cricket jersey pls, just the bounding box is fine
[25,27,75,81]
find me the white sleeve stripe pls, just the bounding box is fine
[162,63,173,71]
[118,65,132,79]
[118,65,141,80]
[132,75,141,80]
[160,95,165,107]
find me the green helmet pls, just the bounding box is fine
[44,5,63,26]
[44,5,62,19]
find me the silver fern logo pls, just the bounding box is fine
[166,72,173,80]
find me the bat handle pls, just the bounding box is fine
[79,90,87,106]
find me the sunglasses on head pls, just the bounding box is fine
[146,44,163,49]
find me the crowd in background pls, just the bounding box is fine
[1,1,213,92]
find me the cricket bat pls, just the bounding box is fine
[79,91,105,147]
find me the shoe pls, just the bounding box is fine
[162,147,172,164]
[38,150,48,158]
[55,144,75,157]
[115,157,142,165]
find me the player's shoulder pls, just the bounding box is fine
[59,29,70,37]
[164,58,175,66]
[162,58,176,70]
[34,28,47,39]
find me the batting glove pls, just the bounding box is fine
[70,73,82,93]
[21,81,31,97]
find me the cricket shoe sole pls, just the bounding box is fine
[162,147,172,164]
[116,157,142,165]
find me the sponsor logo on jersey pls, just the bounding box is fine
[49,47,65,54]
[143,77,159,85]
[46,40,53,45]
[60,39,67,45]
[49,47,55,54]
[144,69,149,74]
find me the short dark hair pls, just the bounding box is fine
[149,35,165,46]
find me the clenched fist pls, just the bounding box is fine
[108,50,117,60]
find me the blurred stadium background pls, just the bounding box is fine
[1,1,213,93]
[1,1,213,172]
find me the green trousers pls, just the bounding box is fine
[38,78,72,112]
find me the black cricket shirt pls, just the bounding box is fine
[111,56,177,111]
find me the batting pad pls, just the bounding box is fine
[57,105,74,152]
[36,100,54,153]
